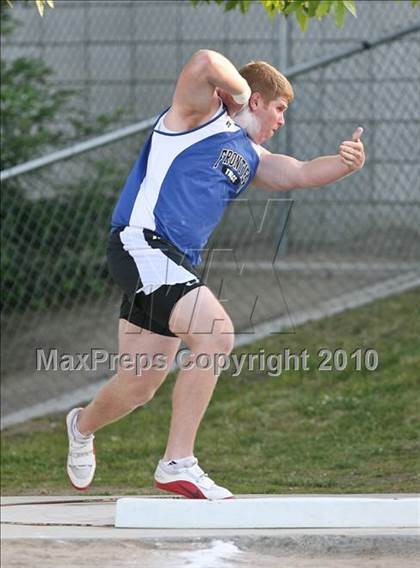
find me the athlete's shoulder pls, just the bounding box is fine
[248,138,263,158]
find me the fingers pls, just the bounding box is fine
[217,89,245,116]
[340,154,355,168]
[339,127,365,170]
[339,150,355,168]
[339,144,364,169]
[340,145,362,157]
[339,144,362,157]
[341,140,361,149]
[352,126,364,141]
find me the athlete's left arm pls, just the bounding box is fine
[254,128,365,191]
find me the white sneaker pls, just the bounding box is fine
[154,457,233,500]
[66,408,96,491]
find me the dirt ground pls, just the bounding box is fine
[2,539,420,568]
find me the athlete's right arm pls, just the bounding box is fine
[166,50,250,130]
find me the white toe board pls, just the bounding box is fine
[115,496,419,529]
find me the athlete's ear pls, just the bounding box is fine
[249,91,262,112]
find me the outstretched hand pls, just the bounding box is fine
[339,127,365,171]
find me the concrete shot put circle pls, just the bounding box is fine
[1,494,419,568]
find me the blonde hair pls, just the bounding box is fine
[239,60,294,104]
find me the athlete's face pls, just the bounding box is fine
[240,93,288,144]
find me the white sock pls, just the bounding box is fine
[162,456,196,469]
[71,410,92,441]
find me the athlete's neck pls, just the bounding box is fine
[234,106,261,141]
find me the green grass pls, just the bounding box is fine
[2,288,420,495]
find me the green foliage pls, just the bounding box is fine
[1,6,127,314]
[5,0,55,18]
[191,0,358,30]
[191,0,419,31]
[1,169,122,313]
[0,57,74,170]
[0,7,125,171]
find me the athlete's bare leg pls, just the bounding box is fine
[163,286,234,460]
[77,320,181,435]
[76,285,233,462]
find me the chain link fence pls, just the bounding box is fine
[1,1,420,423]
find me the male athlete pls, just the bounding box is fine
[66,50,365,499]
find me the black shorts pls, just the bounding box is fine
[107,227,203,337]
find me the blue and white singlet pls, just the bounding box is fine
[111,104,261,266]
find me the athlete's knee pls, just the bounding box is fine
[216,316,235,354]
[131,381,158,407]
[188,319,235,356]
[212,329,235,356]
[117,370,160,407]
[133,388,156,407]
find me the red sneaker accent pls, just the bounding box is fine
[155,480,208,499]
